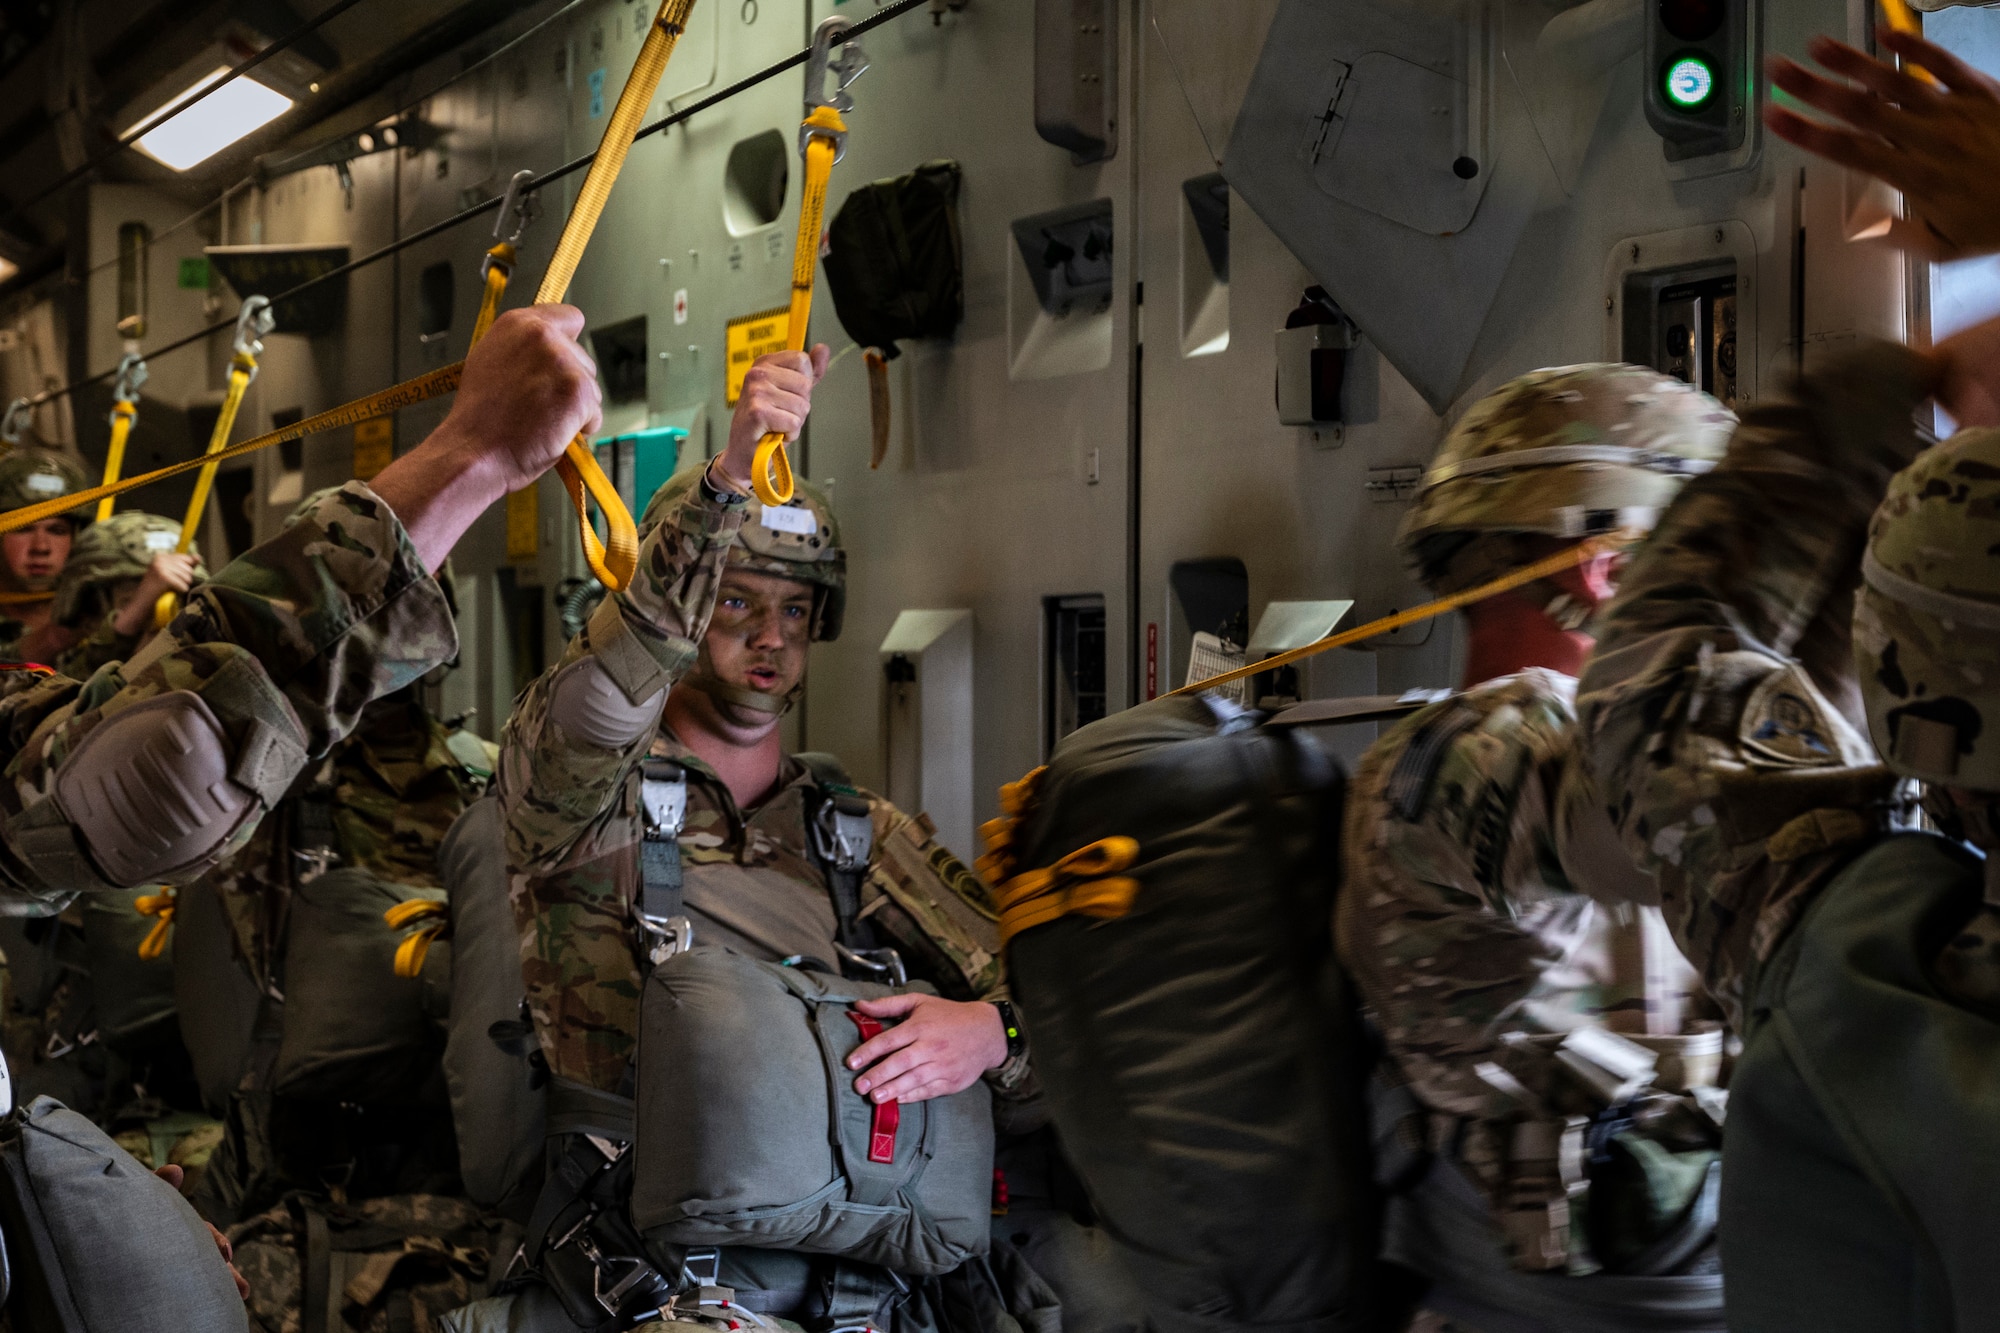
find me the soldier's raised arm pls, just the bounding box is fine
[0,305,601,913]
[498,345,829,872]
[1575,339,1948,1020]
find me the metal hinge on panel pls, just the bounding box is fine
[1302,60,1354,165]
[1366,466,1424,502]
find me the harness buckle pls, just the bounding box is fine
[641,914,694,967]
[802,16,868,163]
[810,794,872,872]
[639,759,688,841]
[836,942,908,989]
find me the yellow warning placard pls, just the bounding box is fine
[353,416,393,480]
[725,306,790,404]
[506,484,539,562]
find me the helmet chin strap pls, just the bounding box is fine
[685,665,799,717]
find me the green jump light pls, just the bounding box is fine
[1665,55,1716,108]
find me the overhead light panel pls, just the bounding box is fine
[127,67,293,172]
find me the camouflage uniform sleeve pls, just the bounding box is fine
[498,486,746,872]
[1339,679,1584,1118]
[859,794,1037,1103]
[1577,344,1934,1023]
[50,615,141,683]
[0,481,455,912]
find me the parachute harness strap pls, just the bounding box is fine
[155,296,274,628]
[531,0,701,592]
[99,353,148,522]
[752,18,869,506]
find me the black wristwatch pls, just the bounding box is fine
[699,458,750,506]
[992,999,1027,1062]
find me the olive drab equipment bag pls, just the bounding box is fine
[0,1091,249,1331]
[630,946,996,1276]
[271,866,451,1103]
[820,159,963,468]
[992,692,1407,1333]
[822,159,964,359]
[440,795,548,1213]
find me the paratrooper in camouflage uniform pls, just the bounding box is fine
[1577,334,2000,1330]
[0,446,90,663]
[1340,364,1736,1326]
[500,466,1029,1099]
[48,508,208,682]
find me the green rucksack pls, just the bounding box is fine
[995,693,1394,1333]
[821,159,964,360]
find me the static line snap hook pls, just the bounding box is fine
[802,16,867,163]
[493,167,540,249]
[0,399,28,445]
[110,354,147,413]
[232,295,276,366]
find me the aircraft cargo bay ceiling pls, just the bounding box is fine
[0,0,547,290]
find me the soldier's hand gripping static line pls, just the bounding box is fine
[711,344,833,497]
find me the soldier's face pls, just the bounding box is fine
[1,518,73,591]
[704,568,815,701]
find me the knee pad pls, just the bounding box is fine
[55,692,259,887]
[548,656,665,751]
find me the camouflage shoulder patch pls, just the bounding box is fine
[1740,668,1842,768]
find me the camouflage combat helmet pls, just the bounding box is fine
[640,463,846,641]
[0,447,90,524]
[1400,364,1735,607]
[52,510,205,627]
[1854,428,2000,790]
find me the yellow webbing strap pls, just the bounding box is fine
[991,836,1140,949]
[99,398,137,523]
[135,888,177,961]
[530,0,699,590]
[1166,531,1634,699]
[384,897,448,978]
[750,104,845,506]
[0,361,466,538]
[154,350,256,628]
[1880,0,1941,86]
[471,241,515,347]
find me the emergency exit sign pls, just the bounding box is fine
[725,306,790,404]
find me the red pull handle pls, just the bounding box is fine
[846,1010,901,1165]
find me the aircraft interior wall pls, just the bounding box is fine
[46,0,1929,859]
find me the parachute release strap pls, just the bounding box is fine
[527,0,701,590]
[385,897,449,978]
[751,20,868,505]
[154,297,273,628]
[135,888,177,960]
[99,353,147,522]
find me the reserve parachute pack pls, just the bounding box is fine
[986,691,1422,1333]
[631,947,994,1275]
[0,1091,248,1331]
[439,795,547,1213]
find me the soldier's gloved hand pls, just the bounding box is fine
[370,304,603,571]
[713,346,831,493]
[846,993,1009,1104]
[1766,31,2000,260]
